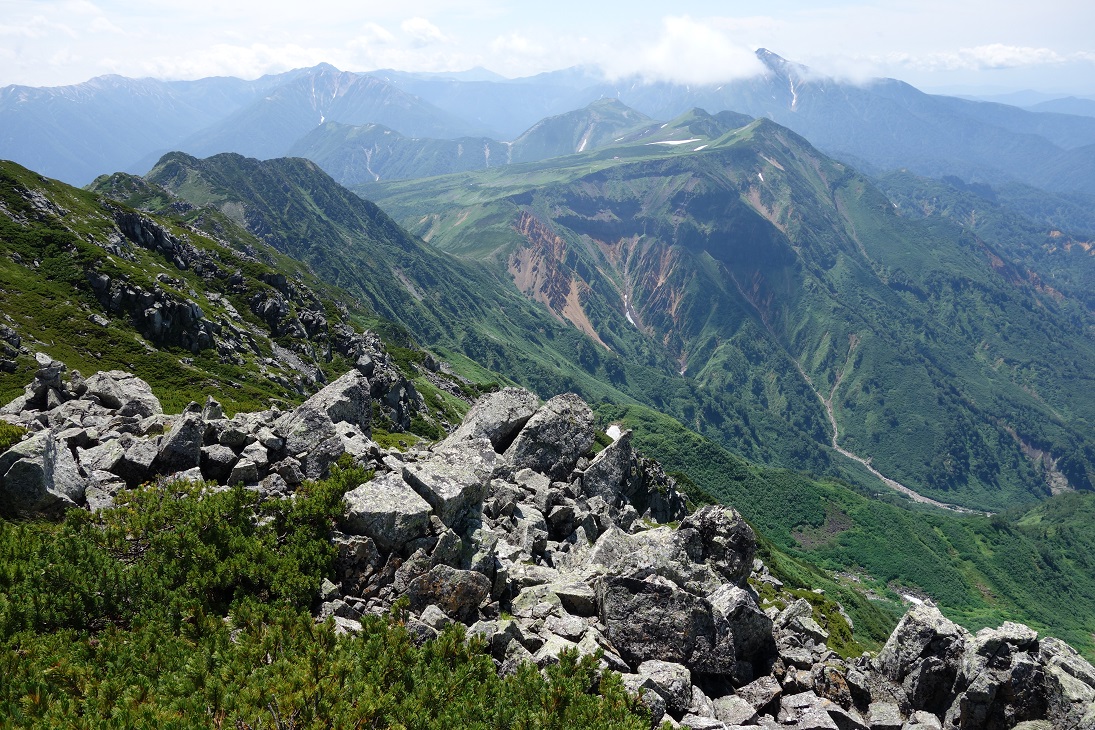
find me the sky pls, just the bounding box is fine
[2,0,1093,97]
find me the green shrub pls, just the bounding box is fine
[0,422,26,452]
[0,465,653,728]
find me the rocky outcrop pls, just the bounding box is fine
[3,361,1094,730]
[0,356,396,514]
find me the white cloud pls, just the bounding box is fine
[895,44,1068,72]
[600,16,765,85]
[352,23,397,46]
[490,32,542,56]
[90,17,124,35]
[139,42,342,80]
[401,17,448,47]
[0,15,76,39]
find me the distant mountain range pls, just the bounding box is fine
[6,50,1095,198]
[359,108,1095,512]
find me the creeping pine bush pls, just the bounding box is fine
[0,464,652,729]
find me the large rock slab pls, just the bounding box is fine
[441,387,538,452]
[83,370,162,417]
[596,575,735,674]
[342,473,432,552]
[0,430,84,514]
[504,393,594,480]
[577,524,717,589]
[401,439,495,526]
[301,369,371,433]
[581,429,633,504]
[275,371,370,479]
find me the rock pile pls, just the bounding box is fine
[0,351,420,514]
[2,363,1094,730]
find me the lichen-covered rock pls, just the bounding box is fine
[504,393,594,480]
[637,659,693,716]
[708,584,776,681]
[342,473,432,551]
[0,430,84,514]
[678,505,756,588]
[877,604,969,716]
[596,575,735,675]
[82,370,162,418]
[442,387,538,452]
[402,439,495,527]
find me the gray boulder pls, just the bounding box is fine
[200,444,237,483]
[1039,637,1095,729]
[581,429,633,504]
[679,505,756,587]
[83,370,162,417]
[402,439,495,527]
[441,387,538,452]
[621,673,668,726]
[0,430,84,514]
[877,605,968,716]
[300,369,371,433]
[113,437,159,486]
[155,412,204,473]
[712,694,758,726]
[406,565,491,623]
[342,473,432,552]
[637,659,693,716]
[708,584,775,680]
[597,575,735,674]
[735,675,782,714]
[504,393,594,480]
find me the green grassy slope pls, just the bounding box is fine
[0,160,375,412]
[364,115,1095,512]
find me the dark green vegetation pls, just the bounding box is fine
[596,402,1095,660]
[366,112,1095,511]
[0,467,650,728]
[876,171,1095,314]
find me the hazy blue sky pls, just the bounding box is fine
[2,0,1092,95]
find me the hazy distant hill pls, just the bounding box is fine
[173,64,487,162]
[0,72,291,185]
[288,99,659,185]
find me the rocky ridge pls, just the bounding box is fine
[2,364,1094,729]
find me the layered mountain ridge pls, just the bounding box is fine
[366,111,1095,511]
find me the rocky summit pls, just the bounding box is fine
[2,362,1094,730]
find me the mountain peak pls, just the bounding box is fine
[755,48,810,80]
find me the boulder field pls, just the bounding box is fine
[2,359,1094,730]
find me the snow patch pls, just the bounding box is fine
[660,123,668,128]
[606,424,623,441]
[901,593,925,606]
[647,138,701,146]
[694,144,709,151]
[758,172,764,182]
[319,114,325,124]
